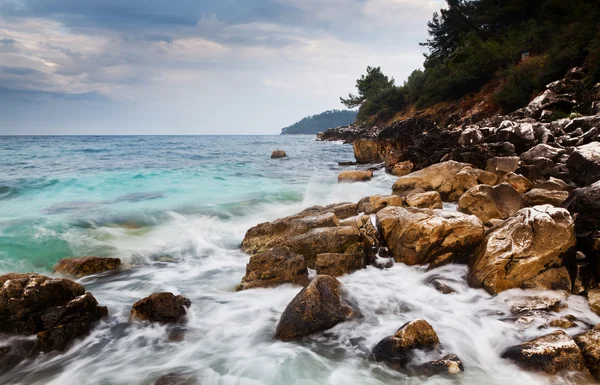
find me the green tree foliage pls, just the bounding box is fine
[344,0,600,119]
[340,66,396,108]
[280,110,358,135]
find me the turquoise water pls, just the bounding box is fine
[1,136,597,385]
[0,135,392,272]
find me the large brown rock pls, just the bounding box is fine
[372,319,440,369]
[130,292,191,324]
[567,142,600,186]
[271,150,287,159]
[237,247,308,291]
[502,172,533,194]
[404,191,443,210]
[376,207,484,267]
[486,156,520,176]
[502,331,588,375]
[358,195,405,215]
[353,140,383,164]
[241,204,358,256]
[285,226,363,268]
[588,289,600,316]
[338,170,373,183]
[468,205,576,294]
[392,161,497,202]
[54,256,121,278]
[0,273,107,354]
[275,275,358,341]
[391,161,414,177]
[525,189,569,207]
[575,325,600,380]
[458,183,524,223]
[315,253,366,277]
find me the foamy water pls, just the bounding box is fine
[1,136,598,385]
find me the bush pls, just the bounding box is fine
[493,56,548,113]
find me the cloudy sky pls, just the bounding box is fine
[0,0,444,135]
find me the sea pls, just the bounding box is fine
[0,135,597,385]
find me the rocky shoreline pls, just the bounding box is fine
[1,67,600,384]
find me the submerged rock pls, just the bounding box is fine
[0,273,107,355]
[468,205,576,294]
[502,331,588,375]
[392,161,497,202]
[54,256,121,278]
[372,319,440,369]
[154,373,196,385]
[275,275,358,341]
[130,292,191,324]
[411,354,464,376]
[237,247,309,291]
[271,150,287,159]
[458,183,524,223]
[338,170,373,183]
[376,207,484,267]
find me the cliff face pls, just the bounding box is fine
[320,68,600,182]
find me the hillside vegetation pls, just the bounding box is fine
[342,0,600,126]
[280,110,357,135]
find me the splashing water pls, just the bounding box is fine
[0,136,597,385]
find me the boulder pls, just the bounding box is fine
[412,354,464,376]
[521,144,565,163]
[0,273,107,354]
[524,189,569,207]
[376,207,484,267]
[404,191,443,210]
[496,122,536,154]
[275,275,358,341]
[458,183,524,223]
[372,319,440,369]
[567,142,600,186]
[392,161,497,202]
[485,156,520,176]
[502,331,588,375]
[575,325,600,380]
[563,182,600,259]
[237,247,309,291]
[384,150,403,172]
[588,289,600,316]
[533,177,570,191]
[459,127,484,145]
[353,140,383,164]
[315,253,366,277]
[468,205,576,294]
[241,205,359,257]
[130,292,191,324]
[391,161,414,177]
[548,315,578,329]
[338,170,374,183]
[271,150,287,159]
[358,195,404,215]
[501,172,532,194]
[54,256,121,278]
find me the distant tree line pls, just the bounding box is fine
[280,110,358,135]
[342,0,600,122]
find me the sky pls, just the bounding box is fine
[0,0,445,135]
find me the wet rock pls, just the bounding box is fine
[485,156,520,177]
[548,315,578,329]
[237,247,309,291]
[376,207,484,267]
[404,191,443,210]
[372,319,440,369]
[271,150,287,159]
[315,253,366,277]
[573,259,598,295]
[353,140,383,164]
[429,279,456,294]
[338,170,374,183]
[411,354,464,376]
[338,161,357,166]
[521,267,572,292]
[391,161,414,177]
[275,275,358,341]
[0,273,107,354]
[501,172,532,194]
[358,195,404,215]
[524,189,569,207]
[468,205,576,294]
[575,325,600,380]
[130,292,191,324]
[54,256,121,278]
[154,373,195,385]
[509,296,563,315]
[567,142,600,186]
[502,331,588,375]
[588,289,600,316]
[458,183,524,223]
[324,202,359,220]
[392,161,497,202]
